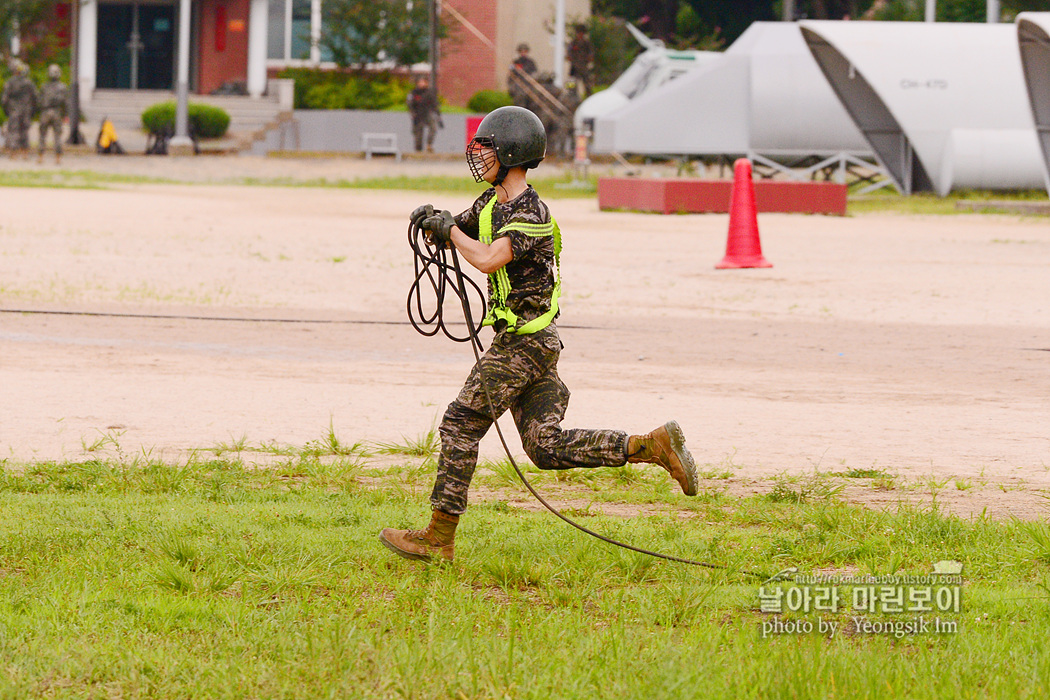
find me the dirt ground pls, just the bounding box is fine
[2,154,1049,520]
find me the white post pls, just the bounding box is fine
[553,0,565,87]
[783,0,794,21]
[987,0,999,23]
[248,0,269,96]
[310,0,321,65]
[79,0,97,104]
[170,0,194,152]
[925,0,936,22]
[10,20,19,56]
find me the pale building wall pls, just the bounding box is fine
[496,0,590,82]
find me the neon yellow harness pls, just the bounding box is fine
[477,195,561,334]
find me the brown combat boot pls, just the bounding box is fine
[626,421,699,496]
[379,510,459,562]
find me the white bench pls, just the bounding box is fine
[361,132,401,161]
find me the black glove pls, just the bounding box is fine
[421,210,456,245]
[410,203,434,222]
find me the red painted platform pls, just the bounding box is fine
[597,178,848,216]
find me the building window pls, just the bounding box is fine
[266,0,334,65]
[291,0,311,60]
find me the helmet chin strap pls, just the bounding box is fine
[492,165,511,188]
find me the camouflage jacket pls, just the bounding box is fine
[455,186,558,330]
[1,75,37,116]
[39,80,67,113]
[406,87,439,120]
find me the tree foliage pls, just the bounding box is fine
[593,0,775,46]
[594,0,1050,50]
[861,0,1050,21]
[319,0,434,70]
[2,0,69,72]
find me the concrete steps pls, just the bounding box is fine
[81,89,290,153]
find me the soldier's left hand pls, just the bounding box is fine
[410,203,434,222]
[421,210,456,245]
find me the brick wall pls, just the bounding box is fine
[439,0,499,107]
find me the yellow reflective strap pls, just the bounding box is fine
[478,196,496,244]
[499,221,555,237]
[515,280,561,334]
[477,197,562,335]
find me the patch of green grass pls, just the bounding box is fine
[478,458,542,491]
[832,467,893,480]
[766,471,844,504]
[0,169,177,189]
[372,425,440,458]
[849,188,1049,216]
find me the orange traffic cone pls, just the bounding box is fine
[716,158,772,269]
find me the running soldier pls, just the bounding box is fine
[37,64,67,164]
[380,106,699,562]
[2,60,38,159]
[406,76,442,153]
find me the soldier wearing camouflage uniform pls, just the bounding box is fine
[406,76,441,153]
[380,106,700,563]
[1,60,38,159]
[37,64,67,164]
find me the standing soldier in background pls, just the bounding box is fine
[551,79,582,158]
[407,76,442,153]
[37,64,67,164]
[511,43,537,77]
[567,24,595,96]
[508,43,539,112]
[1,60,38,159]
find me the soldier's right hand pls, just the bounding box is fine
[411,204,435,222]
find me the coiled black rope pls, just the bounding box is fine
[406,208,486,343]
[405,212,794,583]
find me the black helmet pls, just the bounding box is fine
[466,106,546,184]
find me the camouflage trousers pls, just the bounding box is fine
[430,324,628,516]
[38,109,63,155]
[412,113,438,151]
[4,110,31,150]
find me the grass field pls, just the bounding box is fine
[2,431,1049,699]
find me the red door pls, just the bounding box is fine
[197,0,250,94]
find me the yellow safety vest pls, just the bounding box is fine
[477,195,561,334]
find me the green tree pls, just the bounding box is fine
[319,0,433,70]
[585,14,643,87]
[594,0,775,47]
[1,0,50,53]
[862,0,1050,20]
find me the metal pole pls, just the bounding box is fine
[553,0,565,87]
[925,0,936,22]
[170,0,193,152]
[68,0,84,144]
[987,0,999,23]
[429,0,439,100]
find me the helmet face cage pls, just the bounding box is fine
[466,137,497,183]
